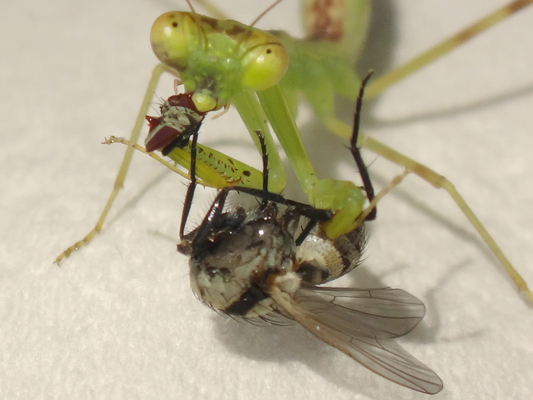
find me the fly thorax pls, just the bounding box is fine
[161,107,202,132]
[189,217,297,318]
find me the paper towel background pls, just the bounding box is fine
[1,1,532,399]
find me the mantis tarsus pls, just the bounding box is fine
[56,0,533,303]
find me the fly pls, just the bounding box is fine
[177,75,443,394]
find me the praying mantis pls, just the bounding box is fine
[56,0,533,305]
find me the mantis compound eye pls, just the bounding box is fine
[240,41,288,91]
[150,12,200,71]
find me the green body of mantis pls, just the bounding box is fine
[57,0,533,303]
[149,3,371,239]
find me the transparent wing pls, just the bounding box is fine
[270,285,443,394]
[294,285,426,339]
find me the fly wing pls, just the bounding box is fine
[269,285,443,394]
[294,285,426,338]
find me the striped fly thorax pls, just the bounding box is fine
[179,199,366,321]
[145,93,207,156]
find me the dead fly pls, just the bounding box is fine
[177,77,443,394]
[144,91,208,156]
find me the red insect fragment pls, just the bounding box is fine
[145,93,207,156]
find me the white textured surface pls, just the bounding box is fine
[1,1,532,399]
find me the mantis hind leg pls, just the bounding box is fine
[55,64,173,263]
[316,96,532,300]
[360,134,533,303]
[55,61,284,262]
[316,0,533,140]
[308,1,533,300]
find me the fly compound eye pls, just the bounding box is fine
[241,43,289,91]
